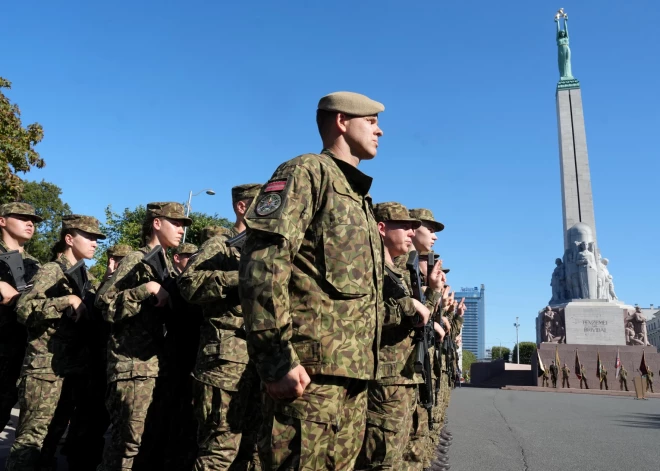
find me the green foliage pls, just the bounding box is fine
[491,346,511,360]
[89,204,232,277]
[462,349,477,374]
[20,180,72,264]
[0,78,45,203]
[511,342,537,365]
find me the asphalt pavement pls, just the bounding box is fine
[446,387,659,471]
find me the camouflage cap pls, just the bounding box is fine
[231,183,262,204]
[408,208,444,232]
[0,202,43,223]
[146,202,192,226]
[201,226,232,242]
[373,202,421,228]
[107,244,132,258]
[173,243,198,255]
[318,91,384,117]
[62,215,106,239]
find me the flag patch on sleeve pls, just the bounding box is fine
[264,180,287,192]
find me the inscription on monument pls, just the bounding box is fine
[564,304,625,345]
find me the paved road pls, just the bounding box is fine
[446,388,659,471]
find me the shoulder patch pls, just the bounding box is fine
[248,176,293,219]
[255,193,282,216]
[264,179,287,193]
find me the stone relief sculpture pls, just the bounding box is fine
[541,306,565,343]
[575,241,598,299]
[549,258,567,304]
[597,256,617,301]
[624,307,650,346]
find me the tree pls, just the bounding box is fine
[0,77,45,203]
[90,204,232,278]
[462,349,477,376]
[511,342,537,365]
[20,180,72,264]
[491,346,511,361]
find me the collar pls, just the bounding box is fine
[321,149,373,196]
[57,254,73,270]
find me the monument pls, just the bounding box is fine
[533,10,658,385]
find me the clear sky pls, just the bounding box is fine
[2,1,659,350]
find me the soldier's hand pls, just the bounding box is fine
[412,299,431,327]
[266,365,311,400]
[457,298,466,316]
[427,262,445,292]
[67,295,87,322]
[433,321,446,341]
[442,316,451,333]
[145,281,169,308]
[0,281,20,306]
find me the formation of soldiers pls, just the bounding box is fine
[0,91,466,471]
[543,362,656,394]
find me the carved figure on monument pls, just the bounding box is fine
[549,258,567,304]
[624,307,651,346]
[575,241,598,299]
[554,8,573,79]
[600,257,617,300]
[563,223,599,299]
[541,306,565,343]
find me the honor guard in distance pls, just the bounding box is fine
[239,91,385,471]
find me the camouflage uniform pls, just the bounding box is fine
[239,108,385,470]
[561,365,571,388]
[619,367,628,391]
[6,214,105,470]
[646,370,654,393]
[599,368,608,390]
[541,367,550,387]
[579,366,589,389]
[177,182,263,471]
[356,203,440,471]
[97,202,191,471]
[0,203,42,432]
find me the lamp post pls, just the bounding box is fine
[514,317,520,364]
[183,188,215,243]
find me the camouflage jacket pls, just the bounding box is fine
[96,246,176,382]
[178,227,249,390]
[16,255,96,379]
[619,369,627,380]
[0,240,40,354]
[239,151,384,382]
[379,261,441,385]
[562,366,571,377]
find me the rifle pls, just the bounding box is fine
[142,245,174,306]
[406,251,435,423]
[226,231,247,250]
[0,250,33,302]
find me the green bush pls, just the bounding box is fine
[511,342,536,364]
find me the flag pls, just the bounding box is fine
[555,346,561,370]
[615,349,621,379]
[537,349,545,377]
[597,351,603,382]
[575,349,582,380]
[639,350,649,376]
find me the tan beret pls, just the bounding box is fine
[318,91,384,117]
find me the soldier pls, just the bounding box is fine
[239,91,384,471]
[550,360,558,388]
[599,367,609,390]
[6,215,105,470]
[96,202,191,470]
[63,244,133,471]
[356,202,445,471]
[0,203,42,432]
[542,366,550,387]
[646,370,654,393]
[579,363,589,389]
[201,226,233,242]
[407,208,453,471]
[561,363,571,388]
[172,242,198,273]
[177,183,263,470]
[619,365,629,391]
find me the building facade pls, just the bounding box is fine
[644,306,660,352]
[456,284,486,359]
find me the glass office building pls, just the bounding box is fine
[456,284,485,359]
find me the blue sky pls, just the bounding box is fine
[2,1,658,349]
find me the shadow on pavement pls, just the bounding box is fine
[615,413,660,430]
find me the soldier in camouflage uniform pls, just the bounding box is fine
[619,365,628,391]
[561,363,571,388]
[239,91,385,471]
[579,364,589,389]
[172,242,198,274]
[645,370,654,393]
[0,203,42,433]
[599,367,609,390]
[541,366,550,387]
[5,215,105,470]
[178,183,262,470]
[356,202,445,471]
[96,202,191,471]
[63,244,132,471]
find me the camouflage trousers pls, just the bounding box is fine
[98,377,156,471]
[0,352,23,432]
[355,383,416,470]
[192,372,261,471]
[259,375,368,471]
[400,401,430,471]
[5,375,66,470]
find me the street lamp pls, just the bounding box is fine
[183,188,215,243]
[513,317,520,364]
